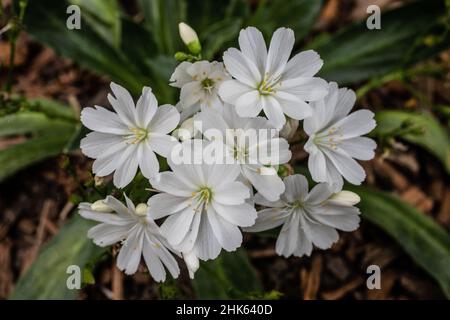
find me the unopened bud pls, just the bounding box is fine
[91,200,113,213]
[259,166,277,176]
[135,203,148,216]
[279,117,299,139]
[178,22,201,54]
[330,191,360,206]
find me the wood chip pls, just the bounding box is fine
[437,187,450,226]
[248,248,277,258]
[0,239,13,298]
[374,158,409,190]
[366,271,397,300]
[321,277,364,300]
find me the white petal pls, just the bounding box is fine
[242,165,285,202]
[135,86,157,128]
[145,231,180,279]
[275,92,312,120]
[80,106,128,135]
[306,147,327,183]
[244,208,289,232]
[275,212,300,257]
[79,208,134,225]
[312,208,360,232]
[238,26,267,74]
[207,206,242,251]
[109,82,137,127]
[332,87,356,120]
[150,171,194,197]
[213,181,250,205]
[117,226,144,275]
[87,223,131,246]
[147,193,191,219]
[137,143,159,179]
[142,239,166,282]
[206,164,241,189]
[283,174,309,203]
[148,104,180,134]
[175,211,201,253]
[282,50,323,79]
[293,229,313,257]
[194,213,222,260]
[265,27,294,80]
[218,80,253,104]
[223,48,261,86]
[113,145,139,188]
[333,110,376,139]
[254,192,285,208]
[212,202,257,227]
[235,90,262,118]
[104,195,133,218]
[279,77,328,102]
[180,81,203,108]
[170,61,193,88]
[302,217,339,250]
[339,137,377,160]
[305,182,334,205]
[160,205,196,246]
[80,132,126,159]
[148,134,179,157]
[262,95,286,129]
[322,148,366,185]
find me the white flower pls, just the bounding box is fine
[304,82,377,191]
[170,61,230,111]
[195,106,291,201]
[80,82,180,188]
[245,174,361,257]
[79,195,180,281]
[148,162,257,261]
[219,26,328,129]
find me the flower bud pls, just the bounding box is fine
[90,200,113,213]
[172,117,200,141]
[183,250,199,279]
[330,191,360,206]
[178,22,201,54]
[135,203,149,216]
[258,166,277,176]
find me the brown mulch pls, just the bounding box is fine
[0,0,449,300]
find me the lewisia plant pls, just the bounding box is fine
[78,24,376,282]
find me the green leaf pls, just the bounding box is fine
[374,110,450,173]
[69,0,122,48]
[137,0,186,55]
[24,0,150,96]
[311,0,450,84]
[348,185,450,298]
[250,0,323,42]
[10,215,106,299]
[0,112,74,137]
[0,127,76,182]
[193,248,262,299]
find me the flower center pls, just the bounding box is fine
[197,187,213,204]
[258,74,278,95]
[313,126,343,150]
[201,78,215,93]
[127,127,148,144]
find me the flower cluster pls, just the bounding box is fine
[78,25,376,282]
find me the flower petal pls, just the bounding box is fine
[282,50,323,79]
[148,104,180,134]
[223,48,261,87]
[265,27,294,80]
[244,208,289,232]
[147,193,191,219]
[207,206,242,251]
[212,202,257,227]
[238,26,267,74]
[80,106,129,135]
[135,86,158,128]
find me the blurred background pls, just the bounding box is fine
[0,0,449,299]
